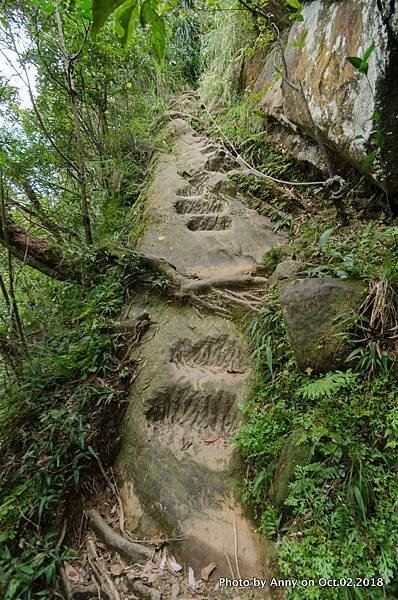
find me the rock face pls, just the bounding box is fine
[279,277,366,372]
[138,119,284,278]
[116,119,284,587]
[255,0,398,201]
[269,429,312,510]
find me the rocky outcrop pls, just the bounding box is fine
[279,277,366,372]
[116,119,285,586]
[138,118,284,279]
[255,0,398,203]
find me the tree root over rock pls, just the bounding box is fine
[86,509,154,562]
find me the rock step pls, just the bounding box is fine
[185,213,232,231]
[118,119,284,584]
[170,335,248,371]
[174,196,224,214]
[144,377,243,434]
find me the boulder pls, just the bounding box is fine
[270,259,308,282]
[279,277,366,372]
[269,429,312,509]
[255,0,398,204]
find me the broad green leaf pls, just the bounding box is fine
[115,0,139,45]
[353,485,367,521]
[148,10,165,61]
[359,60,369,75]
[92,0,129,34]
[289,12,304,21]
[285,0,302,8]
[372,130,384,147]
[38,0,55,15]
[363,41,375,61]
[140,0,165,61]
[346,56,363,70]
[76,0,93,20]
[139,0,151,26]
[363,149,379,169]
[319,227,334,250]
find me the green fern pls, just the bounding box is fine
[300,370,358,400]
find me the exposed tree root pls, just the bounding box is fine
[86,510,154,562]
[86,538,121,600]
[127,579,162,600]
[179,275,267,294]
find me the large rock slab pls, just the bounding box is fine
[116,297,275,581]
[116,119,287,587]
[279,277,366,372]
[138,119,285,278]
[256,0,398,202]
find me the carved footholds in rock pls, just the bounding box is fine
[115,119,288,586]
[116,299,267,579]
[279,277,367,373]
[137,118,285,279]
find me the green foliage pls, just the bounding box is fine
[0,272,127,597]
[299,370,358,400]
[347,43,376,76]
[238,285,398,597]
[92,0,166,60]
[285,0,304,21]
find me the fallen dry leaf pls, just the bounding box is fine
[200,562,216,581]
[201,435,220,444]
[37,455,52,466]
[187,566,196,591]
[110,563,124,576]
[168,556,182,573]
[95,541,107,550]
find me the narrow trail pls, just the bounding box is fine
[115,114,286,594]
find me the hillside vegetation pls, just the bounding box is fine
[0,1,397,598]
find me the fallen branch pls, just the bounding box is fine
[87,509,154,562]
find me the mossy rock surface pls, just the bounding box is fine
[269,429,312,509]
[279,277,367,373]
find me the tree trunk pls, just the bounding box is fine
[0,213,78,281]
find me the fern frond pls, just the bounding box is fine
[300,370,357,400]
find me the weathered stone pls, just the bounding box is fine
[137,119,285,279]
[279,277,366,372]
[116,297,265,578]
[255,0,398,203]
[116,121,286,583]
[269,429,312,509]
[270,259,308,282]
